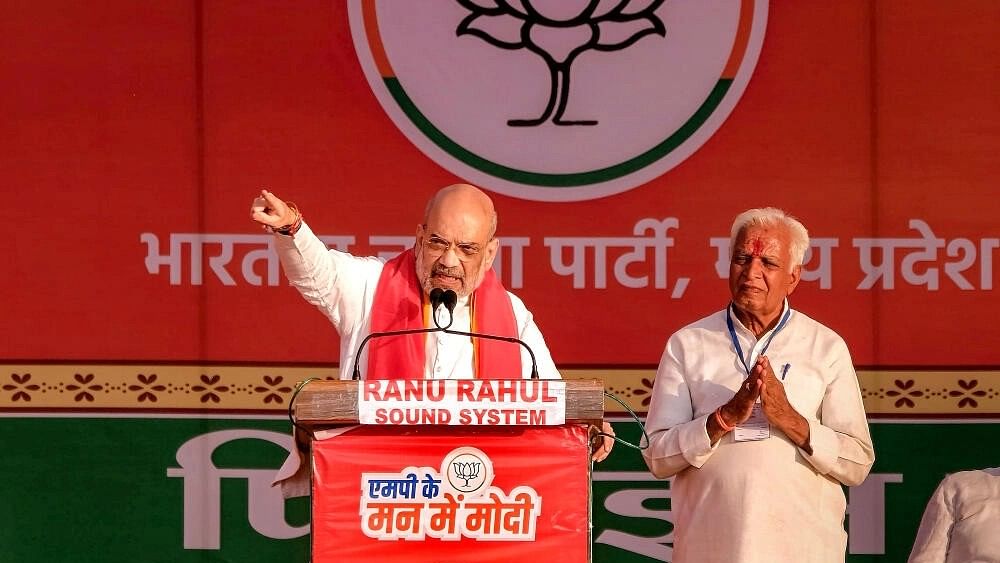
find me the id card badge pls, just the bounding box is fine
[733,403,770,442]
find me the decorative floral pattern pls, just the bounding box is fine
[3,373,39,402]
[950,379,987,408]
[66,373,102,402]
[860,375,999,412]
[129,373,166,402]
[192,374,229,404]
[255,375,293,404]
[1,367,998,415]
[885,379,923,408]
[0,367,318,409]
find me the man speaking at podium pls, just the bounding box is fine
[251,183,613,461]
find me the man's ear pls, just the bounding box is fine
[787,264,802,296]
[484,237,500,270]
[414,224,425,247]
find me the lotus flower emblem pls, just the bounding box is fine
[453,460,482,487]
[457,0,667,126]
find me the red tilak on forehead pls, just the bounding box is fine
[750,238,765,256]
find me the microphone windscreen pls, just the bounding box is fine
[442,290,458,312]
[429,287,444,309]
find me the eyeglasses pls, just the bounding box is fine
[421,234,487,262]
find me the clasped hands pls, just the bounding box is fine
[716,356,811,450]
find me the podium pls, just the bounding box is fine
[292,378,605,563]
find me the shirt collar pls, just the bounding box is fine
[728,299,792,342]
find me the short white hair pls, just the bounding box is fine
[729,207,809,270]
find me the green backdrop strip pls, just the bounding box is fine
[0,418,994,563]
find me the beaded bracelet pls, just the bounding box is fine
[713,407,734,432]
[268,202,303,236]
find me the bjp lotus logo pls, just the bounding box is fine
[456,0,666,126]
[348,0,768,201]
[442,447,493,494]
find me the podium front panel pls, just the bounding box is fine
[312,425,591,562]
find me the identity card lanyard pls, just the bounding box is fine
[726,303,791,442]
[726,303,791,376]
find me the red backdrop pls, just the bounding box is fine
[3,1,998,368]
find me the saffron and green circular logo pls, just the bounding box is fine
[348,0,768,201]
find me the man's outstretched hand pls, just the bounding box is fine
[250,189,296,230]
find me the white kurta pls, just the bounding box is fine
[908,467,1000,563]
[273,222,560,380]
[642,306,875,563]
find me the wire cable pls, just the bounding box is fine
[592,390,650,451]
[287,377,322,437]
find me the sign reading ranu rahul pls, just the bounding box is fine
[358,379,567,426]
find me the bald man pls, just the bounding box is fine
[251,185,613,461]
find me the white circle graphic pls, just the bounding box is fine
[442,446,494,495]
[348,1,768,201]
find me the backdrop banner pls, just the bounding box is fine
[3,1,999,562]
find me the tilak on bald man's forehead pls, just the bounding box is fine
[737,226,785,259]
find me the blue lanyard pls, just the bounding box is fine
[726,303,792,375]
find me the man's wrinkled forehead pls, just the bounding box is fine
[424,185,494,221]
[735,227,786,258]
[423,214,488,242]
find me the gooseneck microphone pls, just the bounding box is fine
[434,289,540,380]
[351,288,540,380]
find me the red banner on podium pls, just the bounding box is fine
[312,425,591,562]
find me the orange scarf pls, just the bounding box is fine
[366,248,522,379]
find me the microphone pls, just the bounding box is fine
[430,288,457,330]
[351,289,451,380]
[435,289,540,380]
[351,289,540,380]
[429,287,444,309]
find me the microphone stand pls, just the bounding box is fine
[350,326,447,380]
[435,290,539,380]
[351,289,452,380]
[352,289,539,380]
[441,327,539,379]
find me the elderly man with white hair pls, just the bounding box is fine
[642,208,875,563]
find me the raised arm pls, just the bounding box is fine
[247,189,383,337]
[250,189,300,232]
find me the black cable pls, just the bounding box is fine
[287,377,322,437]
[441,327,539,379]
[592,390,650,451]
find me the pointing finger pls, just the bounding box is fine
[261,189,284,209]
[250,196,268,213]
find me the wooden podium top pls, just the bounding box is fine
[292,378,606,430]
